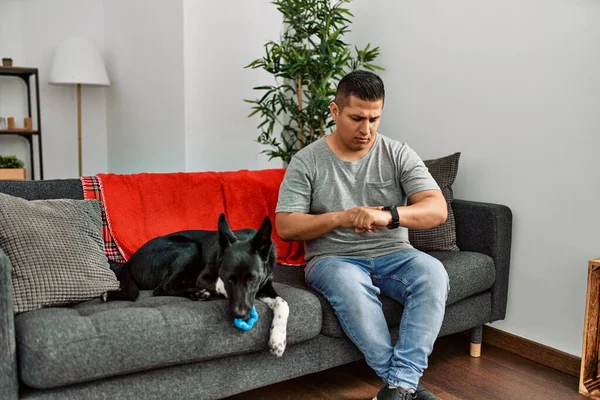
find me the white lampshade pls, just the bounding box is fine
[49,38,110,86]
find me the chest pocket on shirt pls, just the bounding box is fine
[366,179,399,206]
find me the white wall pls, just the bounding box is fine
[348,0,600,356]
[104,0,282,174]
[104,0,186,173]
[0,0,108,178]
[183,0,282,172]
[1,0,282,176]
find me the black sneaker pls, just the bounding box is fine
[415,384,440,400]
[372,386,416,400]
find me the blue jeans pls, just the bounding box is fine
[305,249,449,390]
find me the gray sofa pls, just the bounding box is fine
[0,179,512,400]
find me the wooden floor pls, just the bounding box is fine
[226,334,586,400]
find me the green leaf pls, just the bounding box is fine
[245,0,384,163]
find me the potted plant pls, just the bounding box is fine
[0,155,26,180]
[245,0,383,164]
[2,57,13,67]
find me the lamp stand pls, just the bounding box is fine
[77,83,82,177]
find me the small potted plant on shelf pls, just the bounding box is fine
[0,155,26,180]
[2,57,13,67]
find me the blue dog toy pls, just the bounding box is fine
[234,305,258,331]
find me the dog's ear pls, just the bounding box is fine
[218,213,237,249]
[251,216,272,260]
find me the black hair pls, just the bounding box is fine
[334,70,385,110]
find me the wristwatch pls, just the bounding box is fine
[382,206,400,229]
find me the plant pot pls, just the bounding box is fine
[0,168,26,180]
[2,58,13,67]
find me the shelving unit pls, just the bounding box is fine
[580,258,600,398]
[0,66,44,179]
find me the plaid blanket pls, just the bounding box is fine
[80,176,125,263]
[80,170,306,267]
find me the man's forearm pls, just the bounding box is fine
[396,196,448,229]
[275,212,343,241]
[275,193,447,241]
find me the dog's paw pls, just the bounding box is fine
[261,296,289,357]
[190,289,210,301]
[269,336,287,357]
[268,324,287,357]
[101,292,108,302]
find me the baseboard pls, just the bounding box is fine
[479,325,581,378]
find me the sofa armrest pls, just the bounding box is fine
[0,248,18,400]
[452,199,513,322]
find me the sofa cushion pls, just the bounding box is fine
[409,152,461,252]
[0,178,83,200]
[15,283,322,389]
[306,251,496,338]
[0,193,119,313]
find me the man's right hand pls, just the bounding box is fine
[340,206,391,233]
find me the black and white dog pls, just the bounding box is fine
[106,213,289,356]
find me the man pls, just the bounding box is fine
[275,70,449,400]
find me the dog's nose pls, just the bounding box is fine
[232,307,249,319]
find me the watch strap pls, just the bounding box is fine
[382,206,400,229]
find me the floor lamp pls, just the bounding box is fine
[49,38,110,177]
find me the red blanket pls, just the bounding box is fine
[97,172,225,260]
[96,169,306,266]
[219,169,306,266]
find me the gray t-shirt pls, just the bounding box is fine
[276,133,440,266]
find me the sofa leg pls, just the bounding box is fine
[470,325,483,357]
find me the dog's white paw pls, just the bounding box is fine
[190,289,210,301]
[101,292,108,302]
[269,334,287,357]
[262,297,289,357]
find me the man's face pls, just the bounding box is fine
[330,95,383,153]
